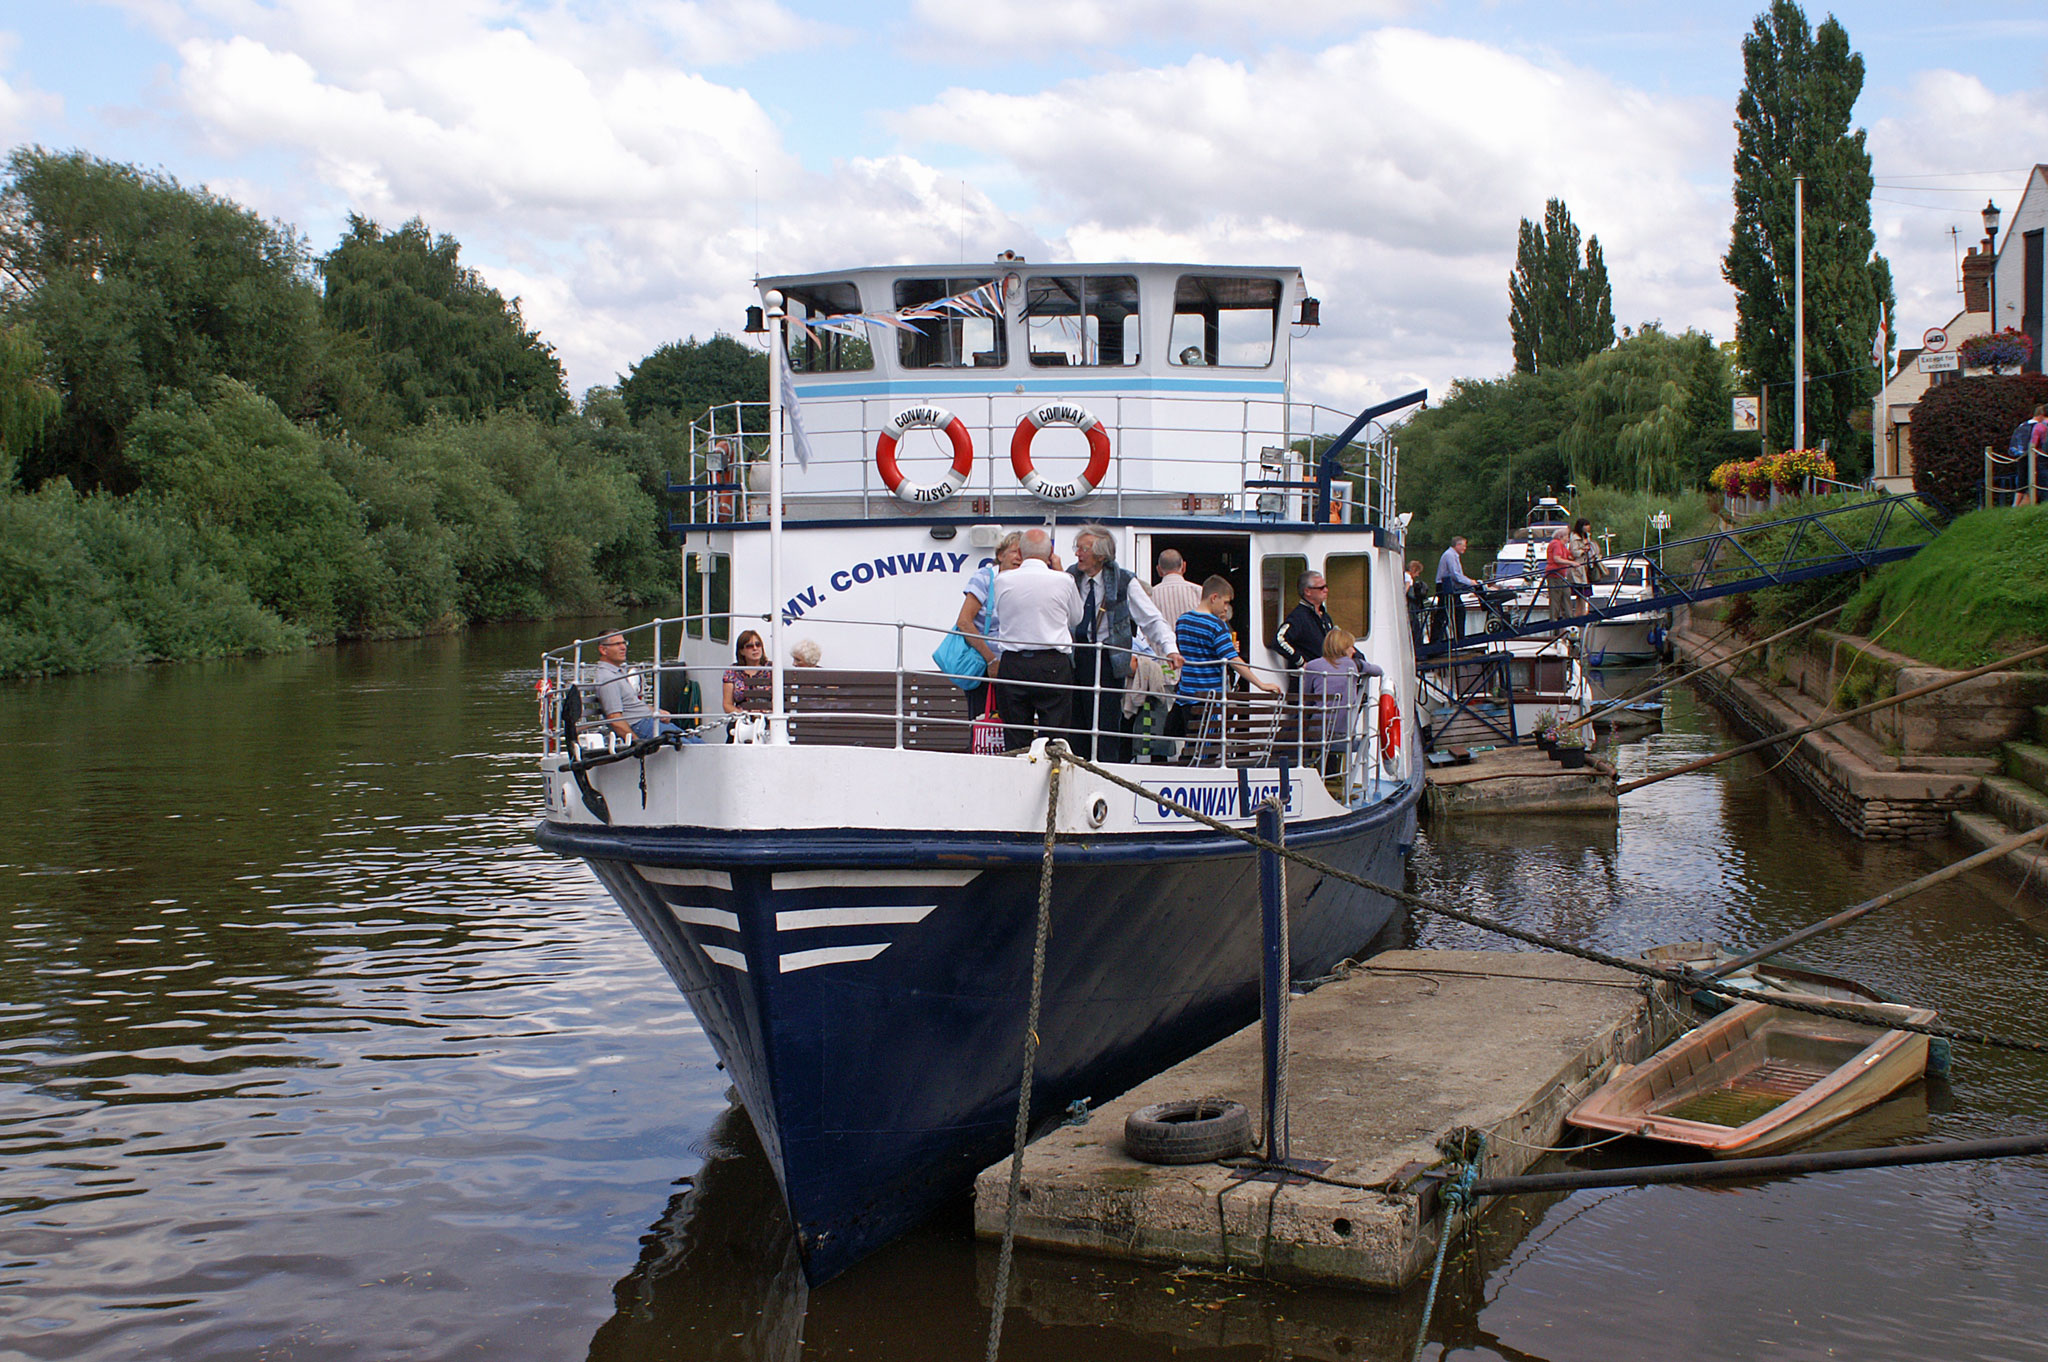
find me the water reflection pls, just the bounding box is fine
[8,633,2048,1360]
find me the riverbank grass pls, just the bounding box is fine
[1842,507,2048,669]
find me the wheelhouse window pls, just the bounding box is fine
[1023,275,1140,367]
[1324,554,1371,638]
[894,276,1007,369]
[784,280,873,374]
[1261,555,1307,655]
[1168,276,1282,368]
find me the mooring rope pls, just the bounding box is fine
[984,749,1063,1362]
[1411,1131,1484,1362]
[1053,749,2048,1057]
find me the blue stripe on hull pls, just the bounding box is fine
[540,784,1420,1283]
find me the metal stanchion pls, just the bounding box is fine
[1257,798,1289,1162]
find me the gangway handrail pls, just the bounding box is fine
[1417,492,1946,658]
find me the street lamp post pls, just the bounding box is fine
[1984,200,2002,327]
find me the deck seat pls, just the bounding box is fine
[783,669,973,753]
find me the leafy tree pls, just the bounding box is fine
[618,334,766,426]
[1723,1,1893,464]
[1508,199,1614,374]
[0,148,335,489]
[0,321,58,482]
[320,215,567,425]
[1562,327,1729,491]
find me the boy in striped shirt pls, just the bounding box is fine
[1165,576,1282,743]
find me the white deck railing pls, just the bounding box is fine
[541,614,1408,805]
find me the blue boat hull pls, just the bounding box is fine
[539,783,1420,1283]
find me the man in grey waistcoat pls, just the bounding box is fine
[1068,525,1182,763]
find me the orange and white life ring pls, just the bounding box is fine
[876,405,974,504]
[1009,402,1112,502]
[537,676,557,752]
[1378,691,1402,765]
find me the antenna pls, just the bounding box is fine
[1951,224,1961,293]
[959,180,966,264]
[754,169,761,278]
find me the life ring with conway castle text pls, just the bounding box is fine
[875,406,974,504]
[1378,691,1402,765]
[1010,402,1113,502]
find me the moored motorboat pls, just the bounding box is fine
[534,259,1424,1282]
[1567,996,1937,1157]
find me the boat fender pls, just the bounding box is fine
[1379,692,1402,765]
[1123,1099,1252,1165]
[875,405,974,504]
[1010,402,1112,502]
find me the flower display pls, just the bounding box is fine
[1959,328,2035,372]
[1707,450,1836,499]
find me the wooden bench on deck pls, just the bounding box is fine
[782,668,973,752]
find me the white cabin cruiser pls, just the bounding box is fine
[534,261,1423,1283]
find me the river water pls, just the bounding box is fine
[5,626,2047,1361]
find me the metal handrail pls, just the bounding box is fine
[541,613,1409,800]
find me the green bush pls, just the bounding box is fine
[1909,374,2048,514]
[0,478,301,677]
[1733,490,1945,635]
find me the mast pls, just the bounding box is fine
[766,288,787,740]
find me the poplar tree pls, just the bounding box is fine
[1723,0,1893,467]
[1508,198,1615,374]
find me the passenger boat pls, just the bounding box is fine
[1566,996,1936,1157]
[533,260,1424,1283]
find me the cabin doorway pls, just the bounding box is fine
[1139,532,1251,656]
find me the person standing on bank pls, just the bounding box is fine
[1068,525,1182,762]
[1149,548,1200,628]
[1276,570,1335,676]
[989,528,1083,752]
[1435,537,1479,646]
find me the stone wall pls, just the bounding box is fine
[1681,624,1987,840]
[1767,628,2048,756]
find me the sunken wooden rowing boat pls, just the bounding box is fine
[1567,997,1936,1157]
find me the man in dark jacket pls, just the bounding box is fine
[1276,570,1334,675]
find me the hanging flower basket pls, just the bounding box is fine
[1959,329,2035,372]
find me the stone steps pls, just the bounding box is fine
[1952,739,2048,907]
[2035,705,2048,746]
[2006,741,2048,796]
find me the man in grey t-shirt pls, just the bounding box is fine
[588,632,682,742]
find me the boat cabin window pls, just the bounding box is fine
[1261,555,1307,655]
[1324,554,1371,638]
[708,553,732,643]
[685,553,705,638]
[1168,276,1281,368]
[1023,275,1140,367]
[894,276,1007,369]
[784,281,873,373]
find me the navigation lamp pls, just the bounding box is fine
[744,306,766,334]
[1297,297,1321,327]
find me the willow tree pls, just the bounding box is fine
[0,323,59,481]
[1562,327,1725,492]
[1508,199,1615,374]
[1723,1,1893,468]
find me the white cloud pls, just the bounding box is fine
[1867,68,2048,334]
[908,0,1412,53]
[898,29,1735,407]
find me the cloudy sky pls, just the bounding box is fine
[5,1,2045,411]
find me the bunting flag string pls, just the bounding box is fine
[788,278,1010,345]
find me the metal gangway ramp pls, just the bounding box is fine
[1416,493,1948,660]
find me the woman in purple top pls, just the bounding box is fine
[1300,627,1383,771]
[722,630,771,715]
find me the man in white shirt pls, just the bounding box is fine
[989,528,1083,751]
[1150,549,1200,627]
[1068,525,1182,762]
